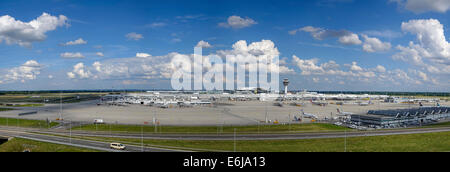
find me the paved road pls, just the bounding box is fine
[3,126,450,141]
[49,127,450,140]
[0,128,189,152]
[1,126,449,152]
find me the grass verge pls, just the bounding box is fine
[0,117,59,128]
[427,121,450,127]
[0,93,103,104]
[0,108,14,111]
[76,123,349,134]
[0,137,98,152]
[5,104,44,107]
[64,131,450,152]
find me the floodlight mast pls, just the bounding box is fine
[59,91,63,120]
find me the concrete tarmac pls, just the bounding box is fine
[0,99,448,126]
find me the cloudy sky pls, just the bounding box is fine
[0,0,449,92]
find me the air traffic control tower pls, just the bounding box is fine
[283,78,289,95]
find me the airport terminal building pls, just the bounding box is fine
[351,107,450,127]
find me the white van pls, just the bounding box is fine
[110,143,126,150]
[93,119,104,124]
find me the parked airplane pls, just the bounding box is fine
[358,101,372,106]
[300,110,318,119]
[104,102,128,106]
[153,101,170,108]
[156,104,169,108]
[292,116,302,122]
[273,102,283,107]
[290,102,306,107]
[310,100,328,106]
[178,102,193,108]
[336,108,354,116]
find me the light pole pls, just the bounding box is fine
[141,125,144,152]
[344,128,347,152]
[59,91,63,121]
[265,101,268,124]
[234,128,236,152]
[288,113,291,132]
[70,120,72,144]
[154,108,157,133]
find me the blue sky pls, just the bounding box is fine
[0,0,449,91]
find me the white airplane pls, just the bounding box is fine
[336,108,354,116]
[153,101,170,108]
[273,102,283,107]
[300,110,318,119]
[310,100,328,106]
[358,100,372,106]
[156,104,169,108]
[178,102,193,107]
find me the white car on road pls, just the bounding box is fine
[110,143,126,150]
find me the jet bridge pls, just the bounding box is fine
[351,107,450,127]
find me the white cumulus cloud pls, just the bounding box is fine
[0,60,42,83]
[374,65,386,73]
[62,38,87,46]
[292,56,379,79]
[349,62,363,71]
[136,53,151,58]
[393,19,450,74]
[195,40,212,48]
[145,22,166,28]
[0,12,68,47]
[291,26,348,39]
[291,26,362,45]
[361,34,391,53]
[292,55,429,87]
[125,32,143,40]
[60,52,85,59]
[339,33,362,45]
[67,63,92,79]
[218,16,257,29]
[391,0,450,13]
[64,40,294,86]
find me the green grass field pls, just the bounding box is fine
[430,122,450,127]
[3,104,44,107]
[414,121,450,129]
[71,131,450,152]
[0,137,98,152]
[0,93,103,104]
[76,123,349,134]
[0,117,59,128]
